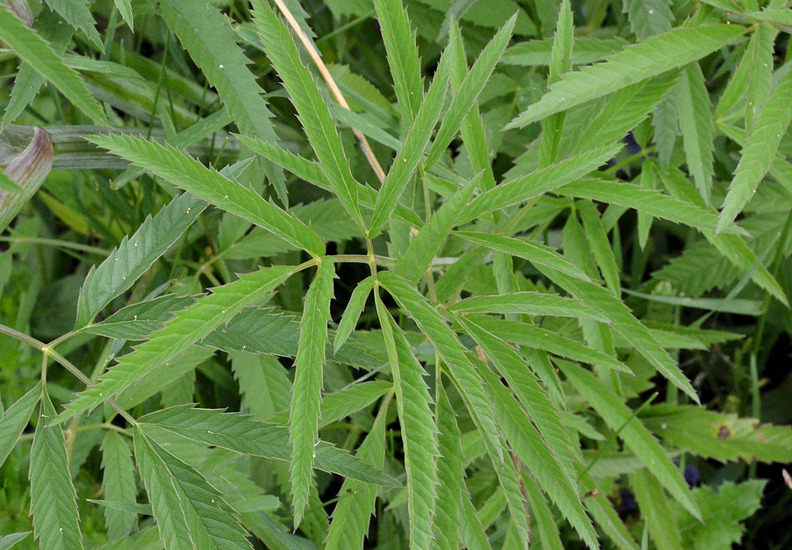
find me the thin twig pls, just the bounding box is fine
[272,0,387,184]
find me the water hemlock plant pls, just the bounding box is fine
[0,0,791,548]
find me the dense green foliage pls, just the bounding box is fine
[1,0,792,548]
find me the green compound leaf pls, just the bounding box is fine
[44,0,104,52]
[0,5,109,125]
[477,365,597,549]
[138,405,401,487]
[717,68,792,233]
[0,382,40,468]
[376,293,439,550]
[76,193,207,328]
[59,266,295,422]
[559,362,701,520]
[469,317,630,374]
[0,532,32,550]
[455,231,590,281]
[453,314,578,484]
[556,178,739,236]
[238,135,423,229]
[87,134,324,256]
[29,390,84,550]
[289,258,335,525]
[641,405,792,463]
[536,267,699,403]
[377,271,504,465]
[505,25,746,129]
[134,427,252,550]
[251,0,364,231]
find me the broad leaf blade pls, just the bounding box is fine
[376,294,439,550]
[59,266,295,422]
[289,258,335,525]
[505,25,746,128]
[87,134,324,256]
[76,193,207,328]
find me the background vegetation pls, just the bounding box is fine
[1,0,792,548]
